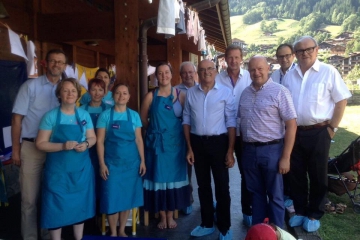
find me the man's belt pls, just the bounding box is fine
[243,139,282,146]
[297,120,329,131]
[22,138,36,142]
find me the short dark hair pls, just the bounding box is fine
[95,68,110,78]
[225,44,243,58]
[88,78,106,91]
[46,49,67,62]
[55,78,82,103]
[276,43,294,55]
[155,62,173,76]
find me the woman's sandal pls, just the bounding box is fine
[335,203,347,214]
[325,202,336,214]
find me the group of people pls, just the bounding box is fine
[11,34,351,240]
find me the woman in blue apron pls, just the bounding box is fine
[36,78,96,240]
[80,68,114,106]
[80,78,111,199]
[140,63,190,229]
[97,83,146,237]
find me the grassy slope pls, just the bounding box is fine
[320,106,360,240]
[231,15,343,45]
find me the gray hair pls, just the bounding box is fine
[180,61,197,73]
[225,44,243,58]
[293,36,318,49]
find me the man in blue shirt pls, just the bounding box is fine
[11,49,67,240]
[183,59,236,240]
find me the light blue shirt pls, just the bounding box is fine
[271,63,296,84]
[79,103,112,114]
[79,91,114,106]
[97,108,142,132]
[215,68,252,136]
[174,82,198,94]
[182,82,236,136]
[39,107,93,142]
[12,75,60,138]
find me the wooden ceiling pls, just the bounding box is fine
[2,0,231,53]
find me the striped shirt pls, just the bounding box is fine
[238,78,297,142]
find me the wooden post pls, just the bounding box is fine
[167,34,182,86]
[114,0,139,110]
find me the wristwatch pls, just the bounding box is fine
[84,140,90,148]
[328,125,338,133]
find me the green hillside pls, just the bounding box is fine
[231,15,343,45]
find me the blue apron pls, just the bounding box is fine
[144,88,186,182]
[41,107,95,229]
[100,107,143,214]
[85,102,106,198]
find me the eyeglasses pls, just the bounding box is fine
[295,46,317,55]
[276,54,293,60]
[48,59,66,66]
[199,67,215,72]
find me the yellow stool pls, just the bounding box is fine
[101,208,140,236]
[144,210,178,226]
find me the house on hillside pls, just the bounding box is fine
[232,38,247,49]
[335,32,354,39]
[318,42,334,52]
[327,55,345,66]
[330,45,346,55]
[341,53,360,76]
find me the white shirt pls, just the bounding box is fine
[283,59,351,126]
[215,68,252,136]
[271,63,296,84]
[182,82,236,136]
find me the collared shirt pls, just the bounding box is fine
[271,63,296,84]
[12,75,60,138]
[182,82,236,136]
[215,68,252,136]
[174,82,198,94]
[283,59,351,126]
[239,78,297,142]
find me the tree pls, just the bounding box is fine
[269,21,278,32]
[346,64,360,81]
[260,20,267,32]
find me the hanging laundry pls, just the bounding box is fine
[198,28,206,51]
[7,28,28,60]
[64,64,77,79]
[186,9,194,39]
[174,0,180,23]
[26,40,38,78]
[157,0,175,38]
[193,12,200,45]
[176,0,186,34]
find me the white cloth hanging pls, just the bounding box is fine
[157,0,175,37]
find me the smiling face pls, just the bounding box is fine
[89,84,105,103]
[156,65,172,87]
[276,46,295,72]
[248,56,270,90]
[59,81,78,105]
[96,71,111,89]
[113,85,130,106]
[225,49,243,72]
[294,37,318,70]
[46,53,66,78]
[198,60,217,85]
[180,63,196,88]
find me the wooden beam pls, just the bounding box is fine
[167,35,182,86]
[114,0,139,110]
[37,12,114,42]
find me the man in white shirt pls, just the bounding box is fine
[272,43,296,84]
[283,36,351,232]
[215,44,253,227]
[175,61,198,215]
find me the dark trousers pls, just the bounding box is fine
[234,136,252,216]
[191,134,231,235]
[242,142,285,227]
[289,126,331,219]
